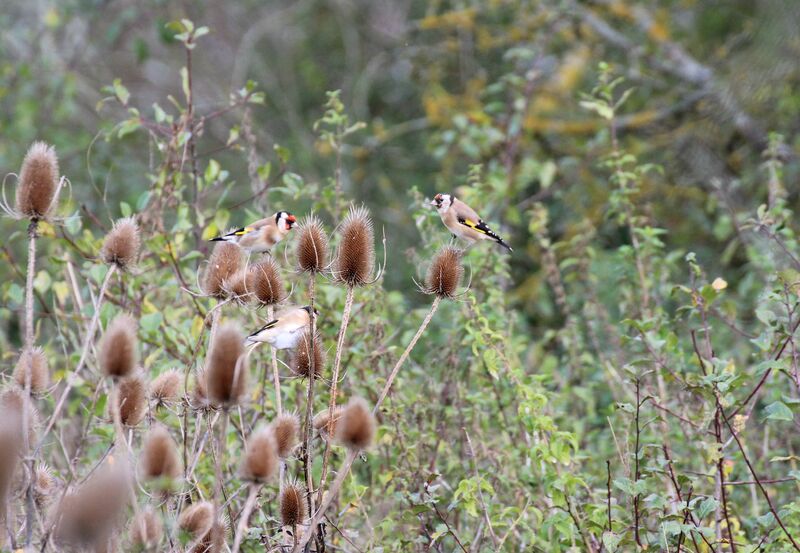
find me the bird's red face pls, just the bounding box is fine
[277,211,296,231]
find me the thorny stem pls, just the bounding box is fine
[22,220,37,546]
[267,305,282,416]
[633,377,642,548]
[300,276,318,532]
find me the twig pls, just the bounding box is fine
[231,483,261,553]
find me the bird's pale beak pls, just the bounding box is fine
[430,199,438,206]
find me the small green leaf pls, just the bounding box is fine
[764,401,793,422]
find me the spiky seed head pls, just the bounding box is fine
[149,369,181,404]
[222,270,252,304]
[192,518,226,553]
[13,347,50,393]
[241,427,278,482]
[296,214,329,273]
[16,142,59,220]
[130,509,163,549]
[280,484,307,527]
[425,246,463,298]
[289,331,325,378]
[140,425,181,482]
[250,258,285,306]
[204,323,248,406]
[0,387,39,445]
[99,314,138,379]
[191,369,209,410]
[0,422,21,509]
[101,217,141,270]
[335,397,376,450]
[33,464,56,508]
[114,374,147,427]
[178,501,215,539]
[313,407,343,442]
[272,414,300,458]
[203,242,243,298]
[334,206,375,287]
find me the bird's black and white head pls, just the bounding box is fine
[276,211,297,231]
[301,305,320,318]
[430,193,453,214]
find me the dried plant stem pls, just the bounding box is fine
[231,483,260,553]
[316,286,355,503]
[38,264,117,448]
[300,277,318,524]
[22,221,37,546]
[24,221,37,350]
[268,305,282,415]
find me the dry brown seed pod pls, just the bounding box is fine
[289,331,325,378]
[98,314,138,379]
[335,397,376,450]
[204,323,247,406]
[313,407,343,442]
[296,214,329,273]
[101,217,141,270]
[13,347,50,393]
[149,369,181,404]
[250,258,285,305]
[178,501,215,539]
[425,246,463,298]
[33,464,56,508]
[140,425,181,481]
[272,413,300,458]
[192,517,226,553]
[203,241,243,298]
[241,427,278,482]
[334,206,374,287]
[114,374,147,427]
[0,423,21,511]
[16,141,59,220]
[0,387,39,445]
[130,508,163,549]
[222,270,252,304]
[280,484,307,527]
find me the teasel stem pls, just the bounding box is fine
[231,483,260,553]
[21,220,37,545]
[316,285,355,504]
[300,276,318,524]
[38,264,117,448]
[24,221,37,351]
[268,305,282,416]
[298,296,441,551]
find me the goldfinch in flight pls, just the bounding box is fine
[211,211,297,254]
[245,305,317,349]
[430,193,512,252]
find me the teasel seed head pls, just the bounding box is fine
[272,413,300,458]
[241,427,278,483]
[425,246,463,298]
[191,369,209,410]
[101,217,141,270]
[296,214,329,273]
[178,501,215,539]
[192,517,227,553]
[130,508,163,549]
[16,141,59,220]
[204,323,248,407]
[250,258,285,306]
[289,331,325,378]
[140,425,182,482]
[0,387,39,445]
[203,241,243,298]
[280,484,307,527]
[335,397,376,450]
[0,422,21,510]
[33,464,56,508]
[149,369,181,405]
[313,407,343,442]
[99,314,138,379]
[13,347,50,393]
[334,205,375,287]
[222,270,252,304]
[113,374,147,427]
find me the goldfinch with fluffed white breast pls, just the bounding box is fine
[211,211,296,254]
[245,305,317,349]
[430,193,512,252]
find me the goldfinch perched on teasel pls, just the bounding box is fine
[430,193,512,252]
[210,211,297,254]
[245,305,318,350]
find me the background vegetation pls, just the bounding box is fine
[2,0,800,551]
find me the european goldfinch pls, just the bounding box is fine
[211,211,297,254]
[245,305,317,349]
[430,193,512,252]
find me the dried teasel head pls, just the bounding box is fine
[334,205,375,287]
[0,422,21,509]
[33,464,56,508]
[313,406,343,442]
[425,246,463,298]
[130,508,163,550]
[204,323,248,407]
[113,374,147,427]
[140,425,181,482]
[249,258,285,306]
[272,413,300,458]
[296,214,329,273]
[280,484,307,527]
[13,347,50,393]
[101,217,141,270]
[203,241,243,298]
[335,397,376,450]
[178,501,215,540]
[192,517,227,553]
[99,314,138,379]
[149,369,181,405]
[289,331,325,378]
[191,369,209,410]
[241,427,278,483]
[16,142,60,220]
[0,387,39,445]
[222,270,252,304]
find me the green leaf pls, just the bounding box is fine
[764,401,793,421]
[602,531,622,552]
